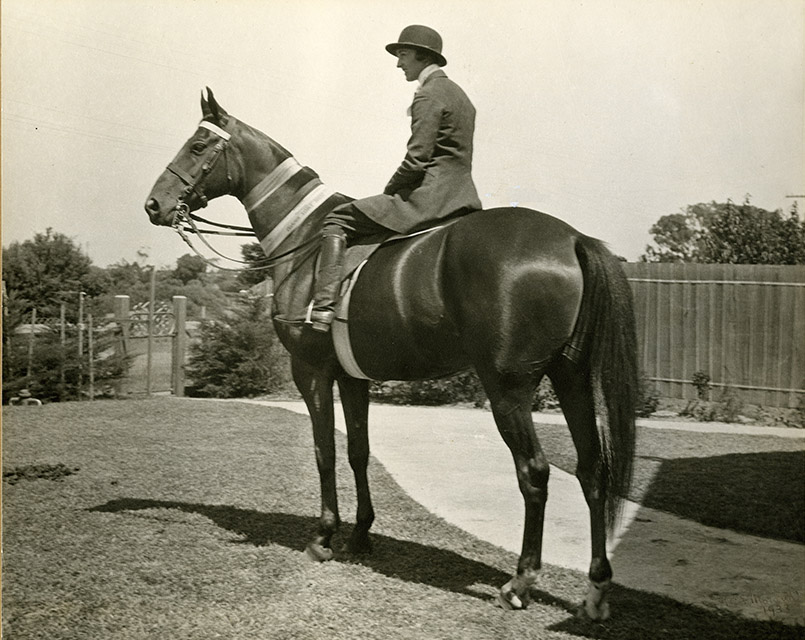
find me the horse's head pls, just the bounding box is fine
[145,88,236,227]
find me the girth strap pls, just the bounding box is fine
[332,259,373,380]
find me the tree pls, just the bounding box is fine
[2,228,105,319]
[704,202,805,264]
[236,242,272,288]
[96,258,232,320]
[172,253,207,284]
[642,199,805,264]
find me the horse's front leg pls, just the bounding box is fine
[337,375,374,555]
[292,357,339,562]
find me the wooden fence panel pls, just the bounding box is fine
[622,263,805,408]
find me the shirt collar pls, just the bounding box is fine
[417,64,441,87]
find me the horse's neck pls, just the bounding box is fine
[228,121,352,317]
[233,122,348,259]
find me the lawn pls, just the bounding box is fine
[2,398,802,639]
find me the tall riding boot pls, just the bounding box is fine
[309,233,346,333]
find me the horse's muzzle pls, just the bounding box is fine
[144,197,172,226]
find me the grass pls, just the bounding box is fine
[2,398,803,639]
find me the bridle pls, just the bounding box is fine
[167,120,234,214]
[164,120,317,272]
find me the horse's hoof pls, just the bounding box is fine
[497,580,528,610]
[343,535,372,556]
[577,580,611,621]
[582,599,610,622]
[344,533,372,556]
[576,601,610,622]
[305,543,334,562]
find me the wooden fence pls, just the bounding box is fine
[7,295,189,400]
[622,263,805,408]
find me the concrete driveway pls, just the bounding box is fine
[241,400,804,626]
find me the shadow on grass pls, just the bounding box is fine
[549,584,804,639]
[88,497,520,605]
[639,451,805,542]
[89,498,804,639]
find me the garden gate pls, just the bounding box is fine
[113,295,188,396]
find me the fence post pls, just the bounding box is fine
[60,302,67,393]
[88,314,95,400]
[78,292,85,399]
[114,295,130,356]
[172,296,187,397]
[27,308,36,379]
[146,267,156,396]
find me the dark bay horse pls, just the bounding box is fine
[145,89,638,620]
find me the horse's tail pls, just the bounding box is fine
[572,235,638,529]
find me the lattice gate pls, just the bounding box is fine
[113,295,188,396]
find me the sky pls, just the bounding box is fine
[2,0,803,268]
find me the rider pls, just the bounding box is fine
[308,25,482,332]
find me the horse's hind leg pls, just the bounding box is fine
[291,357,340,562]
[337,375,375,554]
[478,369,550,610]
[549,357,612,621]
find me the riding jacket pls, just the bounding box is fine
[352,69,482,233]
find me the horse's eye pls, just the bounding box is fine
[191,142,206,154]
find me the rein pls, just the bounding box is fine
[173,207,319,272]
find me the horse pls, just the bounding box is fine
[145,88,638,620]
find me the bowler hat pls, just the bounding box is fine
[386,25,447,67]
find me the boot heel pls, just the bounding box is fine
[307,309,335,333]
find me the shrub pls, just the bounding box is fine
[714,386,744,423]
[368,368,662,421]
[370,370,487,407]
[532,378,560,411]
[184,296,291,398]
[637,373,661,417]
[369,373,559,411]
[681,384,746,423]
[2,329,130,403]
[692,371,712,400]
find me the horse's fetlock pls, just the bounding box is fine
[588,558,613,584]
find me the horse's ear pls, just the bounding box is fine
[201,89,211,118]
[202,87,229,126]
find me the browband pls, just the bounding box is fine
[199,120,231,140]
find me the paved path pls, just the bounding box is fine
[238,400,804,625]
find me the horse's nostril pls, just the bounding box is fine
[145,198,160,214]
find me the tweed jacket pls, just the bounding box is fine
[353,69,481,234]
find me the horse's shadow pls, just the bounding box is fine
[87,498,805,637]
[87,497,572,611]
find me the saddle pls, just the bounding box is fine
[329,224,455,378]
[271,221,457,326]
